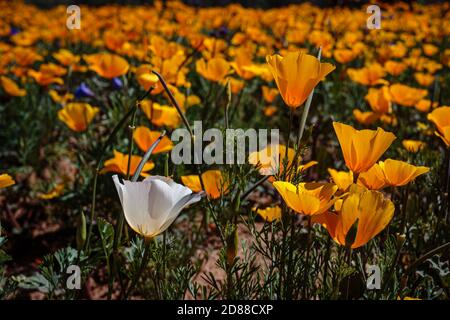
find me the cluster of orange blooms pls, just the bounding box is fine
[0,1,449,250]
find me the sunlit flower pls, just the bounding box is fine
[427,106,450,146]
[357,163,386,190]
[57,102,99,132]
[379,159,429,187]
[333,122,396,173]
[414,73,434,87]
[328,169,353,192]
[273,181,338,216]
[0,173,15,189]
[140,100,181,129]
[312,190,394,248]
[384,60,407,76]
[84,53,129,79]
[113,175,202,239]
[256,206,282,222]
[262,86,279,103]
[415,99,437,113]
[53,49,80,66]
[135,64,159,91]
[333,49,356,64]
[266,51,335,108]
[389,84,427,107]
[102,150,155,177]
[347,63,386,86]
[181,170,227,199]
[133,126,174,154]
[402,140,426,153]
[365,86,391,114]
[38,183,65,200]
[196,57,232,82]
[0,76,26,97]
[248,144,317,177]
[353,109,380,125]
[49,90,73,105]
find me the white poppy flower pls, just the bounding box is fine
[112,175,203,239]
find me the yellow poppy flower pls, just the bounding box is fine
[266,51,335,108]
[38,183,65,200]
[333,122,396,173]
[0,173,15,189]
[328,169,353,191]
[273,181,338,216]
[333,49,356,64]
[389,84,428,107]
[133,126,174,154]
[196,57,232,82]
[415,99,437,113]
[135,64,159,91]
[0,76,26,97]
[347,63,386,86]
[53,49,80,66]
[379,159,429,187]
[181,170,227,199]
[384,60,407,76]
[140,100,181,129]
[365,86,391,114]
[256,206,282,222]
[48,90,74,106]
[262,86,279,103]
[353,109,380,126]
[248,144,317,177]
[402,140,426,153]
[414,73,434,87]
[357,163,387,190]
[427,106,450,147]
[101,150,154,177]
[84,53,129,79]
[57,103,99,132]
[312,190,394,248]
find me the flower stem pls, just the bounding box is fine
[124,238,153,299]
[297,47,322,148]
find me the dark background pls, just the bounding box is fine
[23,0,438,9]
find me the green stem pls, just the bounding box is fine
[302,216,312,298]
[297,47,322,148]
[379,238,405,299]
[124,238,153,299]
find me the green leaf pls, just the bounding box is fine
[97,218,114,260]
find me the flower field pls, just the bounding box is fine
[0,1,449,301]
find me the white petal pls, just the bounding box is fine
[112,175,125,206]
[158,192,203,233]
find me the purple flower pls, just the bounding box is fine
[75,82,94,98]
[10,27,20,36]
[112,77,123,90]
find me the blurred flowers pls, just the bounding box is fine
[1,76,26,96]
[57,102,99,132]
[102,150,154,177]
[84,53,129,79]
[0,173,15,189]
